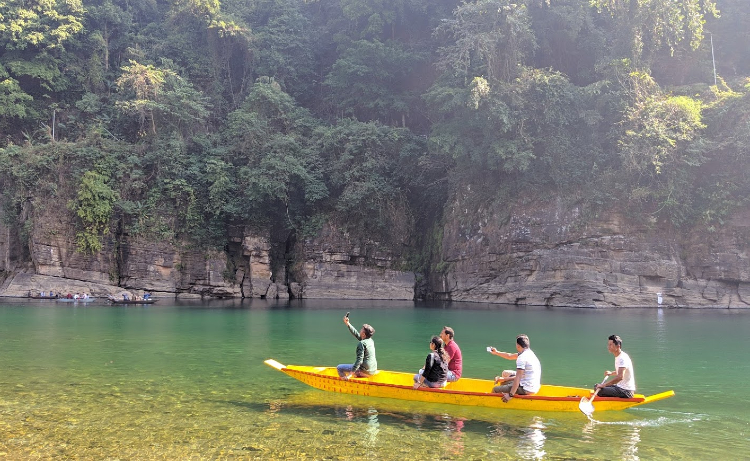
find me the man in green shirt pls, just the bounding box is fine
[336,315,377,379]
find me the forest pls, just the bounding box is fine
[1,0,749,271]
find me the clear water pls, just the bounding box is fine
[0,298,748,459]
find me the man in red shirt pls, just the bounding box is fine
[440,326,463,382]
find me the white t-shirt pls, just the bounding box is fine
[517,349,542,393]
[615,351,636,391]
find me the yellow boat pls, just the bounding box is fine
[264,359,675,412]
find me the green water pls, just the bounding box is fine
[0,299,748,459]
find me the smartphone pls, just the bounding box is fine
[486,346,492,352]
[345,312,350,318]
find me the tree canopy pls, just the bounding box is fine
[1,0,748,265]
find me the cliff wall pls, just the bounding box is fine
[0,207,415,300]
[3,191,750,307]
[431,187,750,308]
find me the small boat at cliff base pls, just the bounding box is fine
[56,297,97,303]
[264,359,674,412]
[108,298,157,305]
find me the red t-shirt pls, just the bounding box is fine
[445,340,462,378]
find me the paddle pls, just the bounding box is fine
[579,377,608,417]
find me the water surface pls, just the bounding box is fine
[0,299,747,459]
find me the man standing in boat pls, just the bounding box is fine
[594,334,636,398]
[336,315,377,380]
[489,334,541,402]
[440,326,462,382]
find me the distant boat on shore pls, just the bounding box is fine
[107,298,157,305]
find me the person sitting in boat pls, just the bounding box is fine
[489,334,542,402]
[143,293,151,300]
[414,336,449,389]
[122,293,129,301]
[440,326,462,382]
[594,334,636,398]
[336,315,377,380]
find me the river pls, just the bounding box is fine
[0,298,747,459]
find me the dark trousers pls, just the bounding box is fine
[597,386,634,398]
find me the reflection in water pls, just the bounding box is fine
[655,308,668,356]
[622,425,640,461]
[429,413,466,458]
[366,408,380,447]
[516,416,546,460]
[488,417,546,460]
[582,419,641,461]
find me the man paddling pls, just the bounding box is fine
[489,334,541,402]
[595,334,636,398]
[336,314,377,380]
[440,326,463,382]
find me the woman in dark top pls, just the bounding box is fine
[413,336,449,389]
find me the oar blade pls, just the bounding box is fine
[578,396,595,416]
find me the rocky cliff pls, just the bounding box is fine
[0,206,415,301]
[3,191,750,307]
[430,187,750,308]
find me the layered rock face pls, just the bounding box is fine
[4,190,750,306]
[431,188,750,308]
[0,208,415,300]
[300,222,415,300]
[1,204,245,298]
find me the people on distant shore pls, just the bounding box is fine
[440,326,462,382]
[595,334,636,398]
[414,336,449,389]
[28,291,58,298]
[489,334,542,402]
[336,315,377,380]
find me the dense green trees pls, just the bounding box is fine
[1,0,750,265]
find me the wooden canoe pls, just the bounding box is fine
[108,298,157,304]
[264,359,674,412]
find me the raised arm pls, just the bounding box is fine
[489,347,518,360]
[346,321,362,340]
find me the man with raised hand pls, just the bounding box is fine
[489,334,542,402]
[336,315,377,380]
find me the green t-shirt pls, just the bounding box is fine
[348,323,377,374]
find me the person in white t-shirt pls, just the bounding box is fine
[595,334,636,398]
[488,334,542,402]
